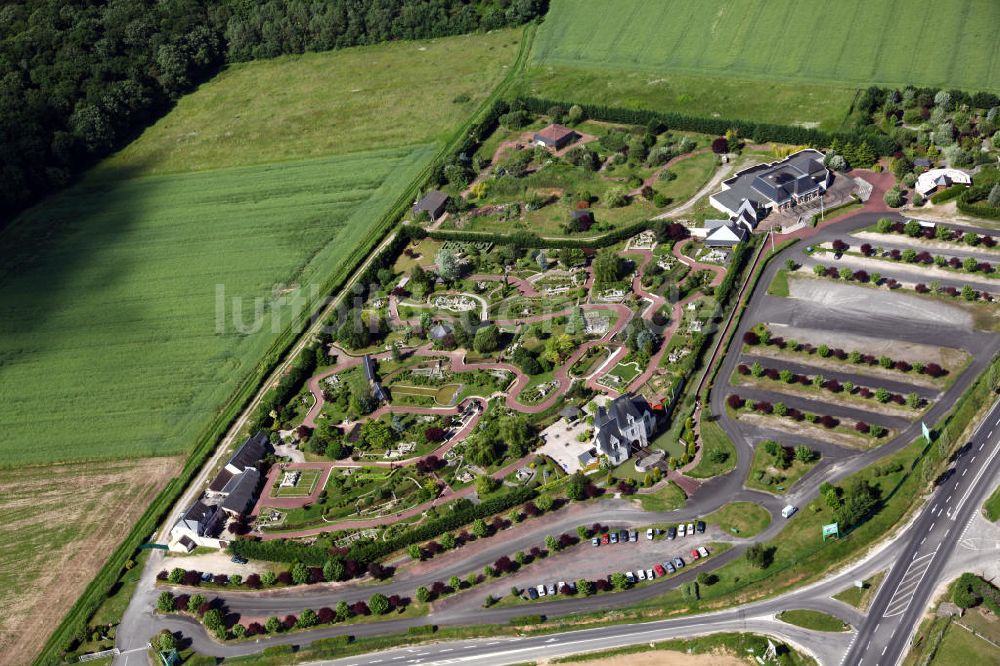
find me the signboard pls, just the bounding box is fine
[822,523,840,541]
[922,421,933,442]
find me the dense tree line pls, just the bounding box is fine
[224,0,546,61]
[0,1,546,219]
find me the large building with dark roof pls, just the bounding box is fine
[710,149,831,217]
[593,394,656,466]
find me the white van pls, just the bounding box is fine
[782,505,798,519]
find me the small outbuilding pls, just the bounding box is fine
[704,221,748,248]
[429,323,454,342]
[412,191,449,220]
[533,124,580,150]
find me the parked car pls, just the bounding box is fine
[602,533,611,545]
[625,571,636,584]
[690,549,700,560]
[646,528,654,540]
[610,532,619,544]
[568,581,577,593]
[699,546,709,558]
[678,524,686,538]
[547,583,556,596]
[230,556,248,565]
[557,581,566,593]
[592,537,600,547]
[637,569,646,581]
[527,587,538,600]
[537,584,546,597]
[630,530,638,542]
[782,505,798,519]
[646,568,655,580]
[664,561,675,574]
[620,529,629,542]
[696,520,706,533]
[667,526,677,540]
[686,522,695,535]
[200,572,212,582]
[673,557,685,569]
[654,564,666,577]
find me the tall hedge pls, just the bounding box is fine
[957,184,1000,221]
[514,96,898,156]
[229,486,537,567]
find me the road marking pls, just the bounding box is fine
[882,646,888,655]
[981,443,986,451]
[952,439,1000,520]
[921,537,926,545]
[884,546,939,618]
[875,623,880,632]
[947,495,952,502]
[990,430,995,438]
[972,456,977,463]
[929,522,935,531]
[439,649,453,653]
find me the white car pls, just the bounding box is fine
[646,528,654,540]
[557,581,566,593]
[625,571,636,584]
[646,568,655,580]
[637,569,647,581]
[678,524,686,537]
[698,546,709,558]
[536,584,546,597]
[687,522,695,535]
[782,505,798,519]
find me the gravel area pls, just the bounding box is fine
[787,277,973,329]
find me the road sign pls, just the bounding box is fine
[822,523,840,540]
[922,421,933,442]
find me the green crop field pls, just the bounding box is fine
[0,147,430,465]
[520,0,1000,130]
[0,29,523,467]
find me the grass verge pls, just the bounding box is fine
[686,419,737,478]
[777,609,849,632]
[703,502,771,538]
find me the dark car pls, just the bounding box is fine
[527,586,538,600]
[667,526,677,540]
[696,520,706,534]
[619,529,629,543]
[230,555,248,565]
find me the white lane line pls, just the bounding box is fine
[981,443,986,451]
[920,537,926,545]
[952,439,1000,519]
[875,623,880,632]
[882,646,888,655]
[947,495,952,502]
[929,522,935,531]
[972,456,977,463]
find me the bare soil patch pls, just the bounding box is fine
[0,457,180,661]
[543,650,745,666]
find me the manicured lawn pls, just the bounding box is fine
[272,469,321,498]
[833,570,885,611]
[686,419,737,478]
[983,483,1000,521]
[656,152,719,205]
[768,269,790,297]
[745,446,819,495]
[634,481,687,512]
[527,1,1000,111]
[777,609,849,632]
[704,502,771,538]
[101,29,522,176]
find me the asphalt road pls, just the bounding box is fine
[844,395,1000,666]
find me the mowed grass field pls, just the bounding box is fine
[0,458,179,657]
[520,0,1000,130]
[102,29,523,175]
[0,29,522,467]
